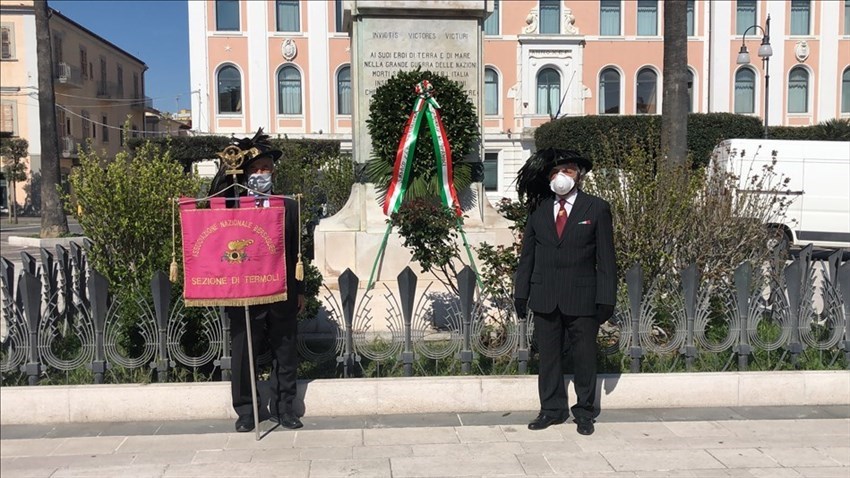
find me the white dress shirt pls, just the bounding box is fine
[553,189,577,221]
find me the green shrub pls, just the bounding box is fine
[64,140,200,288]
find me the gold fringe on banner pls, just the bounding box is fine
[295,194,304,281]
[184,292,288,308]
[170,197,179,283]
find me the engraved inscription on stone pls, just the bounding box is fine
[358,18,479,100]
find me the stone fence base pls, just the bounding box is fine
[1,371,847,425]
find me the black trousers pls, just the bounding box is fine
[227,305,298,418]
[534,309,599,420]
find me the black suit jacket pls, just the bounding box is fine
[514,190,617,317]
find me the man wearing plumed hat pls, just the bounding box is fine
[209,129,305,432]
[514,149,617,436]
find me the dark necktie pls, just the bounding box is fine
[556,198,567,238]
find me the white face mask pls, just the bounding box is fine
[549,172,575,196]
[247,172,273,193]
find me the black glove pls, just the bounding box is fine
[514,298,528,319]
[596,304,615,324]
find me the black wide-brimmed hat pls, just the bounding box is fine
[516,148,592,208]
[209,128,282,196]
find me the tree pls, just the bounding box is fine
[0,136,28,223]
[661,0,689,166]
[34,0,68,237]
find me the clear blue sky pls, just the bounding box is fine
[50,0,190,113]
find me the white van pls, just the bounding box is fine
[711,139,850,250]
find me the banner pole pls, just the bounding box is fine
[244,304,261,441]
[366,221,393,291]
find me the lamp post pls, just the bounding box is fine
[737,14,773,139]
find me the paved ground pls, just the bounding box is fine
[1,406,848,477]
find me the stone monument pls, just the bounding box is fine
[314,0,513,299]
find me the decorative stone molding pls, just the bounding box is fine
[529,49,571,59]
[522,6,580,35]
[562,7,579,35]
[523,7,538,34]
[794,40,809,63]
[281,38,297,61]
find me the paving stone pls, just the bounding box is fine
[792,466,850,477]
[192,448,254,464]
[308,458,391,477]
[225,429,296,449]
[655,407,746,422]
[50,436,127,455]
[0,425,55,440]
[131,451,194,465]
[819,406,850,419]
[163,461,310,477]
[363,426,459,446]
[96,421,163,437]
[759,447,844,467]
[519,439,583,454]
[0,453,135,471]
[116,433,228,453]
[689,470,758,478]
[0,438,64,458]
[50,464,167,477]
[746,468,802,477]
[352,444,414,459]
[542,450,617,474]
[501,424,566,442]
[814,447,850,466]
[409,443,474,458]
[601,449,725,472]
[390,455,525,477]
[609,422,680,440]
[455,425,507,443]
[705,448,780,468]
[0,467,62,478]
[719,419,850,438]
[298,445,354,460]
[663,421,734,438]
[370,413,460,429]
[734,406,838,421]
[294,429,363,448]
[43,425,103,439]
[248,448,303,462]
[515,453,554,475]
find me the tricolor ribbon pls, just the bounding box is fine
[383,80,462,217]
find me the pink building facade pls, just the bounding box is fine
[188,0,850,201]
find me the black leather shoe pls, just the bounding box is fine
[272,412,303,429]
[527,413,567,430]
[575,418,595,436]
[235,415,254,433]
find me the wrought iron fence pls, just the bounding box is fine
[1,242,848,385]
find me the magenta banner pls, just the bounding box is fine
[179,196,288,306]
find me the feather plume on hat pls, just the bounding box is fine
[516,148,592,210]
[209,128,283,196]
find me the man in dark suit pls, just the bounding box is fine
[514,149,617,436]
[209,132,305,432]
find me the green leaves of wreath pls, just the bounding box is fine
[366,68,480,205]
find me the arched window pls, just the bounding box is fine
[687,69,694,112]
[337,66,351,115]
[842,68,850,114]
[278,66,302,115]
[484,68,499,115]
[734,68,755,114]
[536,68,560,115]
[635,68,657,114]
[788,67,809,114]
[599,68,620,114]
[217,65,241,114]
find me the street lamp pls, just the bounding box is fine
[737,14,773,139]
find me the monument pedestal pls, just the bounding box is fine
[314,183,514,292]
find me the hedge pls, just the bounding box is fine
[534,114,849,168]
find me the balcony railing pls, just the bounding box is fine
[130,96,153,110]
[54,62,83,88]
